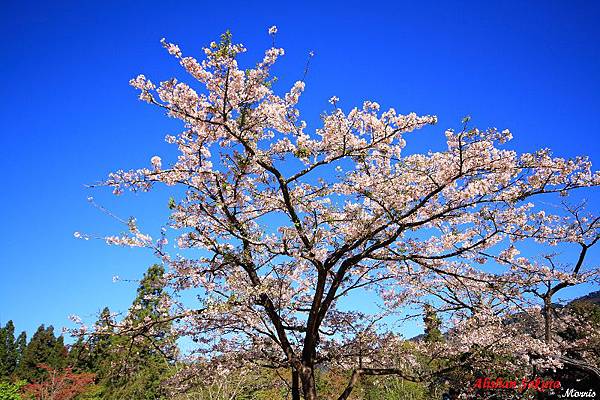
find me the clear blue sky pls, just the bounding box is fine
[1,0,600,339]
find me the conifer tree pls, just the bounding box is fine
[69,307,114,375]
[18,325,67,382]
[100,265,175,399]
[127,265,175,357]
[15,332,26,371]
[0,321,23,380]
[423,305,443,343]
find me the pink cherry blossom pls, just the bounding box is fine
[82,29,600,400]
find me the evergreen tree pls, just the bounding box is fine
[66,337,87,372]
[14,332,26,370]
[423,305,443,343]
[100,265,175,399]
[91,307,115,371]
[127,265,175,356]
[422,306,448,398]
[69,307,115,375]
[0,321,21,380]
[17,325,67,382]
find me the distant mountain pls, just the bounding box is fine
[570,290,600,306]
[409,290,600,341]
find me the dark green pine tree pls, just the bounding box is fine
[0,321,25,380]
[422,306,448,399]
[103,264,176,400]
[69,307,115,375]
[128,265,175,355]
[67,336,88,371]
[91,307,116,370]
[423,305,444,343]
[17,325,67,382]
[0,321,15,379]
[15,331,26,369]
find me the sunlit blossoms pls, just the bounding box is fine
[92,29,599,400]
[150,155,162,170]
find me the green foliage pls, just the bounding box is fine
[0,321,19,379]
[0,380,25,400]
[101,367,168,400]
[17,325,66,382]
[568,300,600,327]
[69,307,115,375]
[361,376,427,400]
[423,305,443,343]
[0,322,26,381]
[555,301,600,390]
[14,335,25,375]
[212,30,235,59]
[5,269,595,400]
[293,147,311,158]
[95,265,175,400]
[74,383,104,400]
[172,367,286,400]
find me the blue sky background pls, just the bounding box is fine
[1,0,600,340]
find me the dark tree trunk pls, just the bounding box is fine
[543,296,552,344]
[291,367,301,400]
[337,369,361,400]
[299,365,318,400]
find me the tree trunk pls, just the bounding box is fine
[337,369,361,400]
[291,367,301,400]
[543,296,552,344]
[299,365,318,400]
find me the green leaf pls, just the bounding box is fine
[168,197,176,209]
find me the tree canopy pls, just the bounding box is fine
[71,27,600,399]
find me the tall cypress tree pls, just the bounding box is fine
[69,307,115,374]
[17,325,67,382]
[423,305,443,343]
[90,307,116,374]
[15,332,26,369]
[128,265,175,357]
[102,265,176,399]
[0,321,20,379]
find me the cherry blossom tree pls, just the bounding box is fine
[86,28,600,399]
[494,203,600,378]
